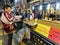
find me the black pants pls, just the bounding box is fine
[8,33,13,45]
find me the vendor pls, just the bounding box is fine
[49,12,56,20]
[36,10,42,20]
[48,8,55,20]
[37,12,42,20]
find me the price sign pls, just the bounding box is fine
[48,27,60,44]
[35,23,50,37]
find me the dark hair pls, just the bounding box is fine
[3,5,11,10]
[0,11,2,17]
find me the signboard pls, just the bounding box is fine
[48,27,60,44]
[35,23,50,37]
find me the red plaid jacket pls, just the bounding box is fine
[1,12,14,33]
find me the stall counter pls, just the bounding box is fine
[23,20,60,45]
[33,20,60,45]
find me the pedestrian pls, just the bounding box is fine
[0,5,15,45]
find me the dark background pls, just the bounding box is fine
[27,0,33,3]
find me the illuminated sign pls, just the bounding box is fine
[35,23,50,37]
[48,27,60,44]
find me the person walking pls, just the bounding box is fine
[0,5,15,45]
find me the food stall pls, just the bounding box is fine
[23,19,60,45]
[29,20,60,45]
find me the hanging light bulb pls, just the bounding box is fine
[15,0,17,3]
[39,5,42,10]
[56,2,60,10]
[47,4,50,10]
[32,6,35,10]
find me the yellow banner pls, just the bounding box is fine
[35,23,51,37]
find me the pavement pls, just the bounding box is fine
[0,21,3,45]
[0,28,3,45]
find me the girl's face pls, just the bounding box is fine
[5,7,11,13]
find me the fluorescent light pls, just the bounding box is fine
[47,4,50,10]
[15,0,17,3]
[11,7,14,11]
[56,2,60,10]
[39,5,42,10]
[32,6,34,10]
